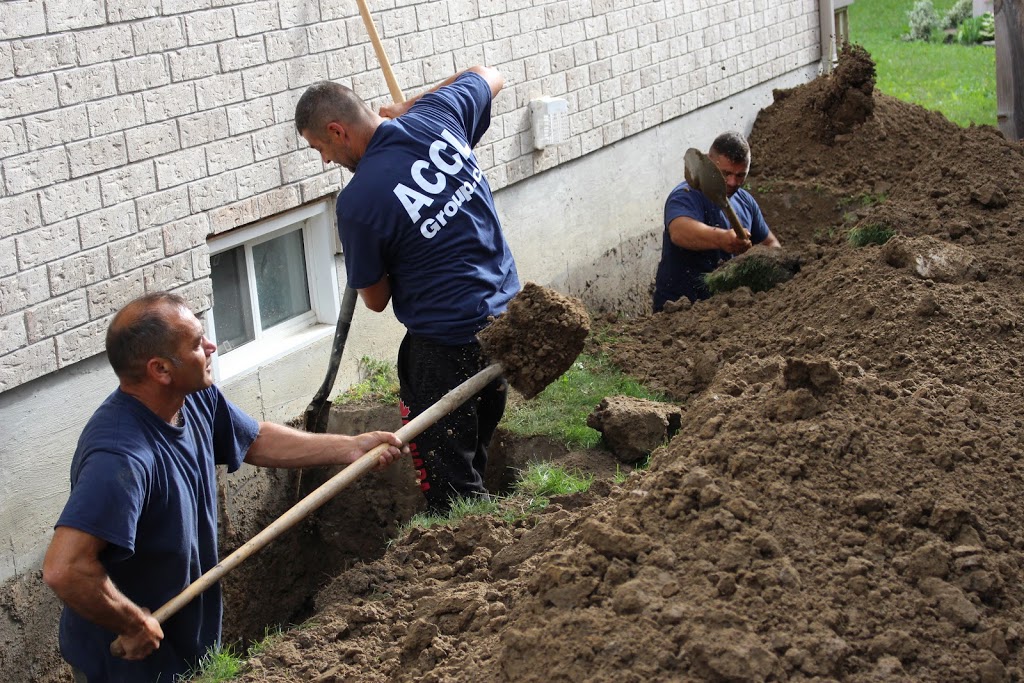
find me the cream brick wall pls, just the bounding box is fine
[0,0,822,392]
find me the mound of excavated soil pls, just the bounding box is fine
[235,51,1024,682]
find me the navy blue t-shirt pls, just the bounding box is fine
[654,182,770,310]
[55,386,259,682]
[337,71,520,344]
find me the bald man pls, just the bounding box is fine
[43,292,406,683]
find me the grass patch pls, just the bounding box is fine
[848,0,996,127]
[334,356,399,405]
[500,353,666,449]
[848,224,897,246]
[515,462,593,498]
[703,255,797,296]
[399,496,501,534]
[389,462,598,546]
[185,626,285,682]
[613,456,651,484]
[186,645,242,682]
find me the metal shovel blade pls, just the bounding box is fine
[683,147,747,240]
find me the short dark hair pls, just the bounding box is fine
[294,81,373,135]
[106,292,188,382]
[710,131,750,166]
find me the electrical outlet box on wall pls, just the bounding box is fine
[529,96,570,150]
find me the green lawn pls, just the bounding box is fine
[847,0,997,126]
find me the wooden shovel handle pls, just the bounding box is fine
[722,202,749,242]
[111,362,504,656]
[355,0,405,103]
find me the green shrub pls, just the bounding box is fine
[943,0,973,28]
[907,0,942,41]
[956,15,982,43]
[847,224,896,247]
[957,12,995,43]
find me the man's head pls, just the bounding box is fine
[294,81,378,172]
[107,292,217,393]
[708,131,751,197]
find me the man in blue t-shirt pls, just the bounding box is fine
[653,131,782,311]
[294,66,520,513]
[43,292,406,683]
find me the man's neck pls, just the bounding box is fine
[120,382,185,425]
[356,115,386,157]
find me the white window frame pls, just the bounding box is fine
[205,200,340,381]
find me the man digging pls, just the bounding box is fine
[653,131,783,311]
[42,293,407,683]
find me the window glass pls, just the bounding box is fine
[210,246,254,353]
[253,229,311,330]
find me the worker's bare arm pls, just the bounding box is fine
[358,275,391,312]
[668,216,751,254]
[379,65,504,119]
[42,526,163,660]
[245,422,405,469]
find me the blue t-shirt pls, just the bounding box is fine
[653,182,770,310]
[55,386,259,682]
[337,71,520,344]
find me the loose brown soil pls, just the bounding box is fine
[235,49,1024,682]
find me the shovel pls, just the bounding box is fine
[303,1,405,435]
[683,147,749,242]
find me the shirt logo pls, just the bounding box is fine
[391,129,484,239]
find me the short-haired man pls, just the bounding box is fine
[294,66,520,514]
[43,292,406,682]
[653,131,781,311]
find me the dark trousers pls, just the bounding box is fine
[397,333,507,512]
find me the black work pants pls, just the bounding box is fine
[397,333,506,513]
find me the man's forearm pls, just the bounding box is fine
[385,65,502,116]
[668,216,729,250]
[50,559,150,636]
[245,423,352,468]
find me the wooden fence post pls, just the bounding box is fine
[995,0,1024,140]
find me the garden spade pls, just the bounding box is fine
[683,147,749,241]
[304,0,405,435]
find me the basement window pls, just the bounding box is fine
[206,201,340,380]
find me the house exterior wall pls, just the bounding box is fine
[0,0,823,616]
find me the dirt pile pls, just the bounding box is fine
[236,51,1024,682]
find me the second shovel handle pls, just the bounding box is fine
[355,0,405,103]
[110,362,506,658]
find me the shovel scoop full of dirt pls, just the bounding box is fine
[477,282,591,399]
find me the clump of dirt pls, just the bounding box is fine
[235,49,1024,682]
[814,42,876,137]
[478,282,590,399]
